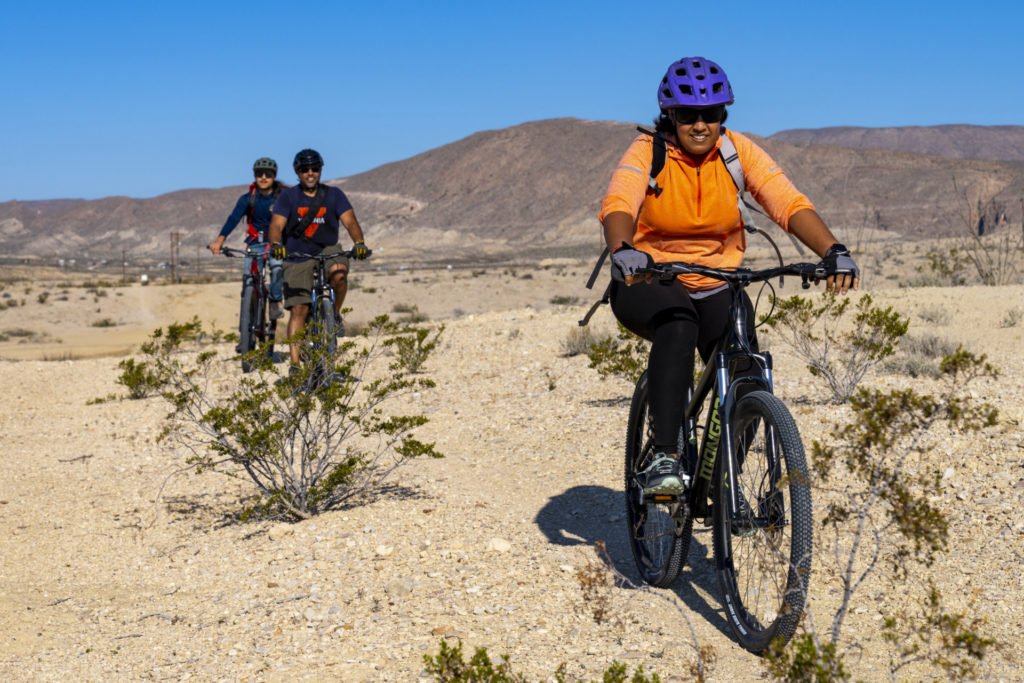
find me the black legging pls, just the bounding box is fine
[610,278,757,452]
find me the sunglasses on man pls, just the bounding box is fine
[297,165,322,174]
[669,105,726,125]
[254,170,276,179]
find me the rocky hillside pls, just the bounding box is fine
[770,124,1024,162]
[2,120,1023,264]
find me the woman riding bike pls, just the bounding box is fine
[601,56,859,497]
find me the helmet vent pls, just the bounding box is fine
[675,68,687,76]
[712,83,723,93]
[710,66,719,74]
[662,88,672,98]
[680,85,693,95]
[696,74,706,80]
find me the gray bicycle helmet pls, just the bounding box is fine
[293,148,324,171]
[252,157,278,173]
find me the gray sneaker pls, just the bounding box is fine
[269,300,284,320]
[637,453,688,498]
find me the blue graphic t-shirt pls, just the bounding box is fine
[271,184,354,258]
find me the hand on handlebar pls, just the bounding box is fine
[270,242,286,260]
[818,244,859,294]
[352,241,371,260]
[208,236,225,255]
[610,244,654,285]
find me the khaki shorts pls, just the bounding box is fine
[283,244,348,309]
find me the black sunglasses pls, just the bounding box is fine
[254,170,276,178]
[297,165,322,174]
[669,105,726,125]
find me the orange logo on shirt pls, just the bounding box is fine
[297,207,327,238]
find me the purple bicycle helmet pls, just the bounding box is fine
[658,56,734,108]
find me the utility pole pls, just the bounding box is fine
[121,249,127,284]
[170,230,183,283]
[196,245,200,282]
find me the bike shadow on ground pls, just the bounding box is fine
[534,485,734,641]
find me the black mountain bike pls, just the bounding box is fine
[286,248,369,377]
[624,260,819,653]
[222,245,278,373]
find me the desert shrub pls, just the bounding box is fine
[1000,306,1023,328]
[92,318,117,328]
[916,304,950,325]
[760,292,908,403]
[386,324,444,374]
[549,295,580,306]
[903,248,970,288]
[561,325,612,358]
[152,315,442,520]
[116,358,164,399]
[424,639,663,683]
[392,302,428,323]
[586,322,649,384]
[885,333,959,378]
[37,291,50,305]
[767,347,999,681]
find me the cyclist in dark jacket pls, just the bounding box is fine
[209,157,288,320]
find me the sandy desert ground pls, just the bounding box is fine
[0,240,1022,681]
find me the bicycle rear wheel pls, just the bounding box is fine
[713,390,812,653]
[239,284,259,373]
[624,372,691,587]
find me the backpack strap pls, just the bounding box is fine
[720,131,805,254]
[286,185,328,239]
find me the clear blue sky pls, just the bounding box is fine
[1,0,1020,202]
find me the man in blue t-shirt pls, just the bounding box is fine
[268,148,370,366]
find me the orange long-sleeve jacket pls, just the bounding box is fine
[599,129,814,291]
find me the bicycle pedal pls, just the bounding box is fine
[642,490,681,504]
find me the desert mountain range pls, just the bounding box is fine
[2,120,1022,264]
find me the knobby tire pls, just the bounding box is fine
[239,284,259,373]
[624,371,692,587]
[712,390,812,653]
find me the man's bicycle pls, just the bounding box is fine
[624,260,820,653]
[222,245,278,373]
[286,248,369,380]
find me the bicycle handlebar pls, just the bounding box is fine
[639,261,826,286]
[640,261,824,281]
[285,247,371,262]
[220,245,269,258]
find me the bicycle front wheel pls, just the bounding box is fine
[239,284,259,373]
[713,390,812,653]
[315,296,338,357]
[624,372,691,588]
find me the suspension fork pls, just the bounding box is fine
[716,352,742,520]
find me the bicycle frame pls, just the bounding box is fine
[224,245,273,341]
[641,261,821,526]
[683,289,774,525]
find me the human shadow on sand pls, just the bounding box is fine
[534,484,734,641]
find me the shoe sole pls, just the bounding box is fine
[641,479,686,501]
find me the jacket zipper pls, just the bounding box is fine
[696,163,702,217]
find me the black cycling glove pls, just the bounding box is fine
[820,243,859,280]
[352,241,370,260]
[610,244,654,282]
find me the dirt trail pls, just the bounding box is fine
[0,277,1022,681]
